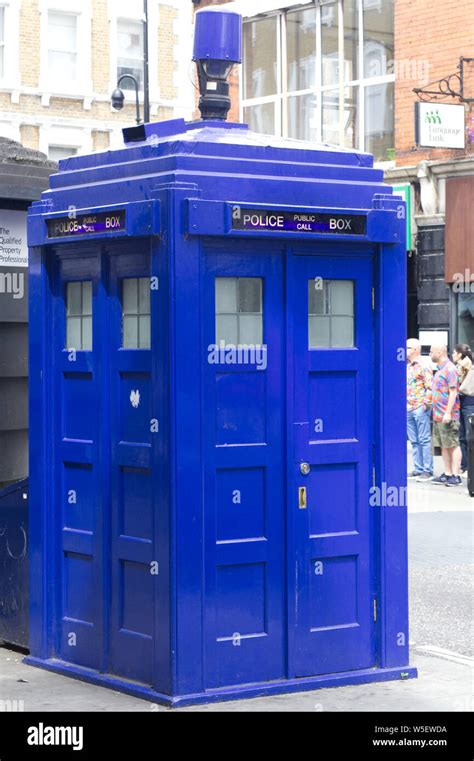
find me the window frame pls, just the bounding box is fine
[241,0,395,162]
[0,0,21,98]
[65,280,93,352]
[121,277,152,350]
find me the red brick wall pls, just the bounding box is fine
[394,0,474,166]
[192,0,240,123]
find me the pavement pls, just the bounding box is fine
[0,449,472,713]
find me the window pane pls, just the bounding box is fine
[344,0,359,81]
[458,294,474,350]
[138,277,150,314]
[344,86,358,149]
[118,20,144,89]
[243,102,275,135]
[49,146,78,162]
[239,279,261,314]
[216,315,239,346]
[82,282,92,316]
[331,317,354,347]
[123,316,139,349]
[48,51,77,83]
[321,2,339,87]
[67,316,81,349]
[82,317,93,351]
[216,278,238,313]
[67,282,82,316]
[239,315,263,345]
[308,280,326,315]
[287,8,317,92]
[139,315,151,349]
[322,90,339,144]
[243,17,278,99]
[48,12,76,52]
[330,280,354,315]
[309,315,330,348]
[288,93,318,142]
[123,279,138,315]
[363,0,394,78]
[364,81,394,161]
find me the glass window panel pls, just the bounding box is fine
[117,19,144,89]
[123,278,138,315]
[49,145,78,162]
[322,90,339,144]
[331,316,354,347]
[243,17,278,99]
[66,317,81,350]
[363,0,394,78]
[216,278,238,313]
[48,51,77,82]
[308,280,326,315]
[344,0,359,81]
[364,81,394,161]
[243,102,275,136]
[330,280,354,315]
[0,7,4,41]
[288,93,318,142]
[344,86,358,149]
[239,278,261,314]
[216,315,239,346]
[82,282,92,316]
[123,316,139,349]
[139,315,151,349]
[48,12,76,52]
[82,317,93,351]
[321,2,339,87]
[457,295,474,350]
[309,315,330,348]
[67,282,82,316]
[138,277,150,314]
[239,315,263,345]
[287,8,317,92]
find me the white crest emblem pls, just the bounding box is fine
[130,390,141,409]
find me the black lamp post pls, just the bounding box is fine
[111,0,150,125]
[111,74,142,125]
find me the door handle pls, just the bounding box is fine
[298,486,307,510]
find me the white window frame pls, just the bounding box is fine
[241,0,395,162]
[0,0,21,102]
[39,124,93,159]
[39,0,93,104]
[108,0,159,113]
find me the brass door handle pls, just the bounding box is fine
[298,486,307,509]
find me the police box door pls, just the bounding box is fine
[53,244,155,685]
[289,252,375,677]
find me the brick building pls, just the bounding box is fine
[194,0,474,349]
[0,0,195,159]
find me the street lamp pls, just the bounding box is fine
[111,74,142,125]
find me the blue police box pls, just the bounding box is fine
[26,9,416,707]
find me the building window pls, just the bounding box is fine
[242,0,395,161]
[216,278,263,346]
[48,145,79,162]
[122,278,151,349]
[457,293,474,350]
[0,6,5,78]
[117,18,144,90]
[308,279,354,348]
[48,11,78,85]
[66,281,92,351]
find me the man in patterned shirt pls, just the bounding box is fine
[430,343,461,487]
[407,338,433,481]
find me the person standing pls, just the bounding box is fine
[406,338,433,481]
[430,343,462,486]
[452,343,474,478]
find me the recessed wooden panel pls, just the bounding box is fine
[445,177,474,283]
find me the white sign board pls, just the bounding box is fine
[0,210,28,267]
[416,102,466,150]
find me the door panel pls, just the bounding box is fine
[291,254,374,677]
[203,244,285,688]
